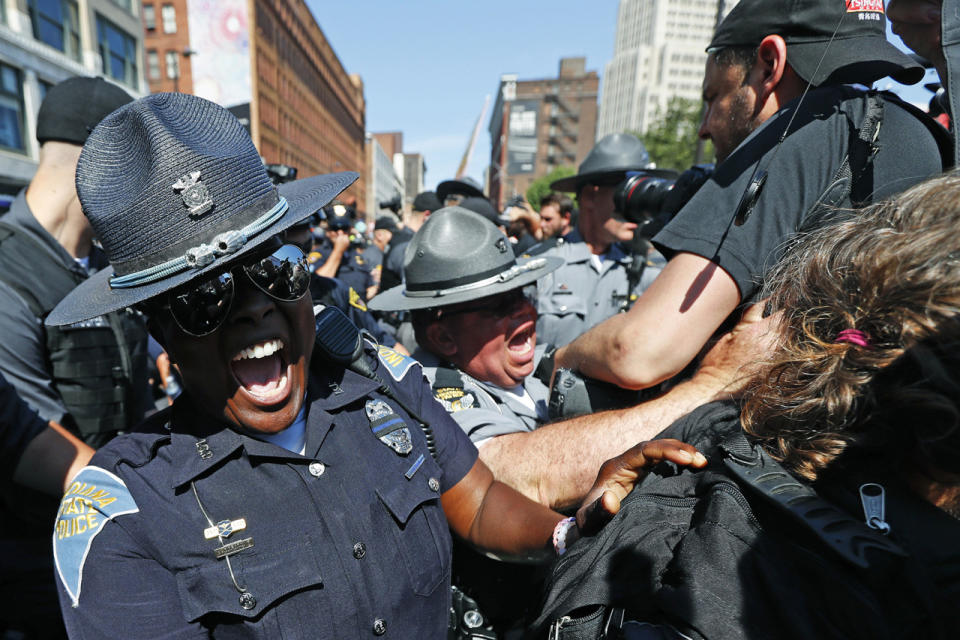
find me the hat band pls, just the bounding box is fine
[403,258,547,299]
[109,196,289,290]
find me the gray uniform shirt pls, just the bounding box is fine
[534,229,663,347]
[414,346,550,444]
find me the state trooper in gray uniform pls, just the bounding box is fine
[529,134,675,347]
[369,206,563,444]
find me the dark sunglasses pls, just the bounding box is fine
[155,244,310,337]
[438,288,533,320]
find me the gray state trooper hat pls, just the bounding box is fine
[550,133,677,192]
[367,206,563,312]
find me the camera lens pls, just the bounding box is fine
[613,174,675,224]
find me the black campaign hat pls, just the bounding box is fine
[412,191,442,212]
[37,76,133,145]
[47,93,357,326]
[708,0,923,87]
[367,206,562,312]
[550,133,676,192]
[437,177,485,202]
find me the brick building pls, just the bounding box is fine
[146,0,367,210]
[487,57,598,209]
[142,0,193,94]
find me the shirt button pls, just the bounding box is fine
[428,477,440,492]
[353,541,366,559]
[308,462,325,477]
[372,618,386,635]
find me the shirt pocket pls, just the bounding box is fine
[537,287,587,320]
[374,458,451,597]
[175,535,326,629]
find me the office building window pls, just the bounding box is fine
[161,4,176,33]
[143,4,155,30]
[147,50,161,80]
[28,0,81,60]
[110,0,133,11]
[97,16,139,87]
[165,50,179,80]
[0,64,25,152]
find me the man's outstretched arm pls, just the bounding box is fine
[554,252,741,390]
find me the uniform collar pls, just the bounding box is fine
[168,383,349,488]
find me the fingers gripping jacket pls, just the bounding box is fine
[313,305,437,460]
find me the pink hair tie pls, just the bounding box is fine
[835,329,871,348]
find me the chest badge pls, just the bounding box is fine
[204,518,247,540]
[366,399,413,456]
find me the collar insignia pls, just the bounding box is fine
[173,170,214,217]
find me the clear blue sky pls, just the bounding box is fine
[305,0,620,191]
[306,1,939,192]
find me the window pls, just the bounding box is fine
[0,64,25,152]
[97,16,138,87]
[143,4,155,30]
[28,0,81,60]
[147,50,160,80]
[165,50,179,79]
[161,4,176,34]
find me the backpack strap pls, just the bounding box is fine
[719,431,907,569]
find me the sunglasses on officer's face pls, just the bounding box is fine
[154,244,311,337]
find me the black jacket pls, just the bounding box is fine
[534,401,960,640]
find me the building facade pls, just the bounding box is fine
[597,0,738,138]
[251,0,365,210]
[488,57,598,209]
[401,152,424,205]
[141,0,191,93]
[0,0,146,196]
[365,132,403,221]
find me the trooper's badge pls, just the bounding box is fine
[433,387,479,413]
[366,399,413,455]
[172,170,214,217]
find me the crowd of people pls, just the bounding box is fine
[0,0,958,638]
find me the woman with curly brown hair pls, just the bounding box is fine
[534,173,960,640]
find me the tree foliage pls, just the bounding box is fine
[526,165,576,210]
[635,96,713,171]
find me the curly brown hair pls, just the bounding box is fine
[741,172,960,481]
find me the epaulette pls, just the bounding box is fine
[522,235,562,258]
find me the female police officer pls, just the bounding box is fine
[46,94,706,638]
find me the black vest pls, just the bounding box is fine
[0,222,151,444]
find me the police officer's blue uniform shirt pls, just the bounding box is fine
[54,344,477,638]
[313,238,375,300]
[533,229,662,347]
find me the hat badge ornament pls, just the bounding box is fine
[172,170,214,217]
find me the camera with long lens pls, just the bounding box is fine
[613,164,714,238]
[379,196,402,215]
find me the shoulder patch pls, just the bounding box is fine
[53,466,140,607]
[433,387,481,412]
[307,250,324,265]
[348,287,368,311]
[377,345,418,381]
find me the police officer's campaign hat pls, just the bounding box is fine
[47,92,357,326]
[367,206,562,312]
[550,133,676,193]
[708,0,923,87]
[436,176,485,203]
